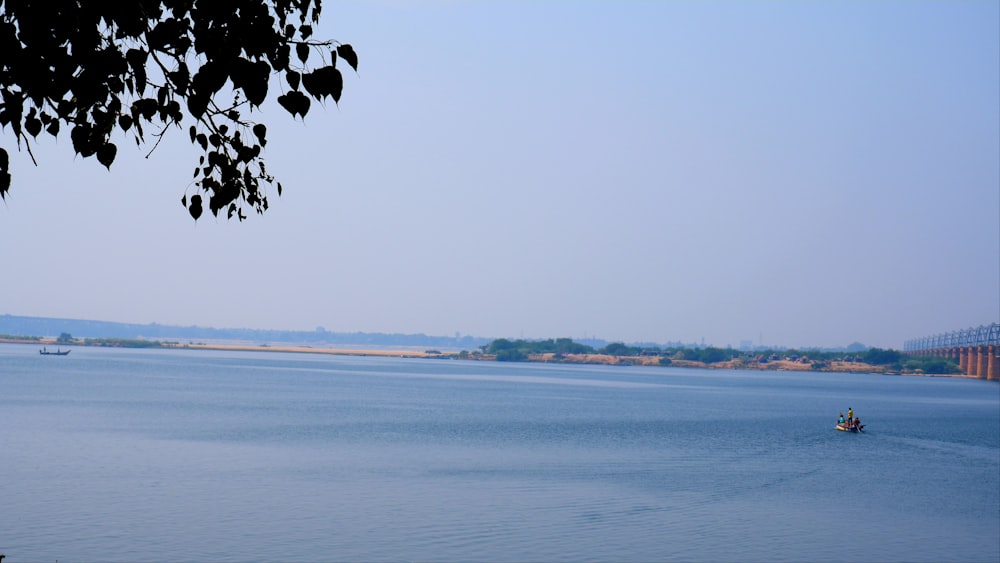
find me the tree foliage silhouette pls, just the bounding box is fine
[0,0,357,220]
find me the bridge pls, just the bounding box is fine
[904,323,1000,380]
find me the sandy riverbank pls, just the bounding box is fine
[173,342,438,358]
[523,352,969,376]
[526,353,880,371]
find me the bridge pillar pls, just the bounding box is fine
[959,347,969,373]
[964,347,976,377]
[978,346,990,380]
[973,346,985,378]
[988,345,998,381]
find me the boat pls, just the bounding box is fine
[835,423,864,433]
[39,347,71,356]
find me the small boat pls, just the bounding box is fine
[835,423,864,433]
[39,347,71,356]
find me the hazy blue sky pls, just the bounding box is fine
[2,1,998,349]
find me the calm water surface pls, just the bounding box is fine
[1,345,998,562]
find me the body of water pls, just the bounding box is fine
[1,344,998,562]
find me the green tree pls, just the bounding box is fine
[0,0,357,220]
[485,338,516,354]
[686,347,731,364]
[495,348,527,362]
[537,337,594,355]
[862,347,903,366]
[56,332,72,343]
[903,356,961,375]
[483,337,595,359]
[601,342,639,356]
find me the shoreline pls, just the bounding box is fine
[3,337,972,377]
[6,337,437,358]
[176,342,439,358]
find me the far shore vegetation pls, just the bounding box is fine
[4,332,962,376]
[476,338,961,375]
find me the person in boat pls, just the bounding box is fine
[847,407,854,421]
[854,417,863,431]
[838,413,845,425]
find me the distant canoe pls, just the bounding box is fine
[835,423,864,433]
[39,348,71,356]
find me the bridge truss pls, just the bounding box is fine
[904,323,1000,352]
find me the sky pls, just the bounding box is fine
[1,1,998,349]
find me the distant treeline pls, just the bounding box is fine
[82,338,164,348]
[0,314,492,350]
[483,338,748,362]
[0,333,41,341]
[482,338,960,373]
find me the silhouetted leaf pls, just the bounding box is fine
[268,43,291,71]
[252,123,267,146]
[168,63,190,93]
[277,91,310,118]
[286,70,301,91]
[71,124,96,157]
[302,66,343,102]
[337,44,359,72]
[168,100,183,123]
[191,60,228,98]
[231,59,270,106]
[96,143,117,169]
[237,144,258,163]
[296,43,309,63]
[1,90,23,136]
[24,116,41,137]
[0,147,8,200]
[189,194,203,220]
[208,150,227,168]
[126,48,148,89]
[133,98,158,120]
[56,99,74,120]
[187,94,208,119]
